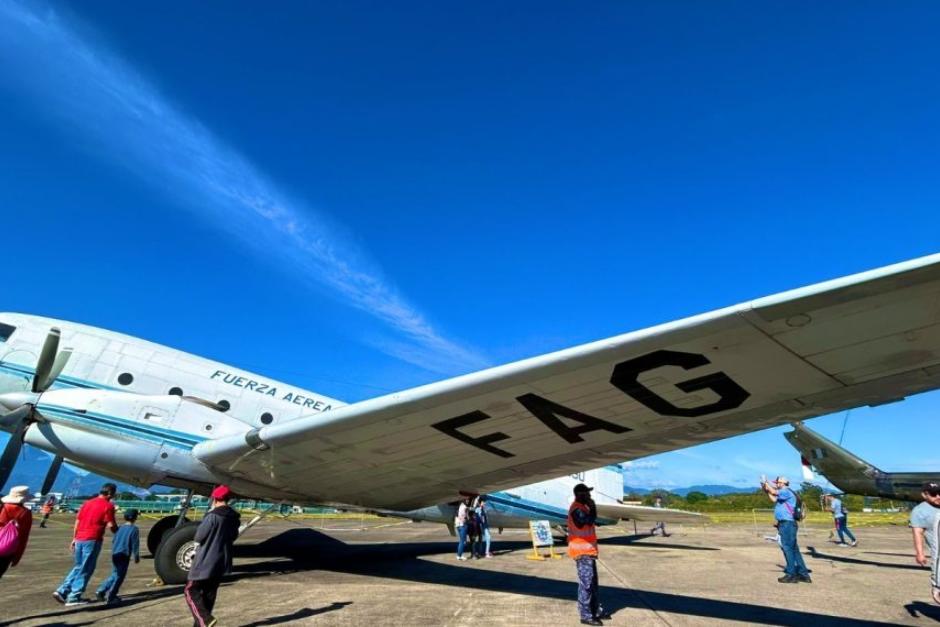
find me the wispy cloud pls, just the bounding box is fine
[621,460,660,471]
[0,1,488,375]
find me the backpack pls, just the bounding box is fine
[782,491,805,522]
[793,493,805,521]
[0,519,20,558]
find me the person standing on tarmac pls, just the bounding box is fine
[826,494,857,547]
[649,496,670,537]
[0,485,33,579]
[54,482,118,606]
[568,483,611,626]
[910,481,940,605]
[185,485,241,627]
[39,495,56,529]
[761,475,811,584]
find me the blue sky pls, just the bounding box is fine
[2,0,939,489]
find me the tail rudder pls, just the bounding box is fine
[783,422,883,491]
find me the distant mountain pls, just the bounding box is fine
[2,438,156,497]
[672,485,745,497]
[623,483,749,497]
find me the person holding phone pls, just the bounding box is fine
[568,483,611,625]
[761,475,811,584]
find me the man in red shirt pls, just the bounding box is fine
[53,483,118,606]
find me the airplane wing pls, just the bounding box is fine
[595,503,709,524]
[194,253,940,510]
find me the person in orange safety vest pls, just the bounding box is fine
[568,483,611,626]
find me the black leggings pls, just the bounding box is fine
[185,577,222,627]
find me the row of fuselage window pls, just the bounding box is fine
[114,370,275,425]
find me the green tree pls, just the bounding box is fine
[799,482,824,511]
[685,491,708,504]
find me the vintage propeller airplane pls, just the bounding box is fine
[3,252,940,583]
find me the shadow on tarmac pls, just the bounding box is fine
[599,534,719,550]
[904,601,940,621]
[807,546,927,571]
[0,585,184,627]
[229,528,899,626]
[240,602,352,626]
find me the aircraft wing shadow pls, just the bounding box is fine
[229,528,899,626]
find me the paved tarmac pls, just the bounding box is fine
[0,516,937,626]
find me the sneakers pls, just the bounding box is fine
[53,591,66,604]
[797,575,813,583]
[65,598,90,607]
[580,619,603,626]
[850,540,858,547]
[456,555,467,561]
[777,575,799,583]
[95,591,106,603]
[485,553,494,558]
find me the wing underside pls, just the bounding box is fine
[194,254,940,510]
[595,503,709,525]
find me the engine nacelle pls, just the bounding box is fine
[25,388,246,489]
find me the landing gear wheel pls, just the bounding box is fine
[147,514,190,556]
[154,521,199,585]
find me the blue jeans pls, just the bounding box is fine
[96,554,130,602]
[482,527,491,555]
[835,516,856,543]
[57,540,102,602]
[778,520,809,577]
[456,525,468,557]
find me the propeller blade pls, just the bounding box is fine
[36,347,72,393]
[0,417,29,491]
[40,455,64,496]
[0,406,30,429]
[32,328,61,393]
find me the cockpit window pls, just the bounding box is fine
[0,323,15,342]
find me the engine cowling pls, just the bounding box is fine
[23,388,244,488]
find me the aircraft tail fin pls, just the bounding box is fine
[783,422,883,493]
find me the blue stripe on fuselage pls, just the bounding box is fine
[37,404,204,449]
[0,361,203,450]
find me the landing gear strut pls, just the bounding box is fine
[153,500,280,585]
[147,489,194,556]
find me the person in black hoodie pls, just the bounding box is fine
[184,485,241,627]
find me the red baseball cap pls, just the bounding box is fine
[211,485,233,501]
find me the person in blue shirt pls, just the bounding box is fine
[475,497,493,558]
[761,476,811,584]
[826,495,857,547]
[910,482,940,605]
[95,508,140,605]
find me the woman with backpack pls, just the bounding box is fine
[0,485,33,579]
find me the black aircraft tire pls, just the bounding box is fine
[147,515,190,556]
[154,521,200,585]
